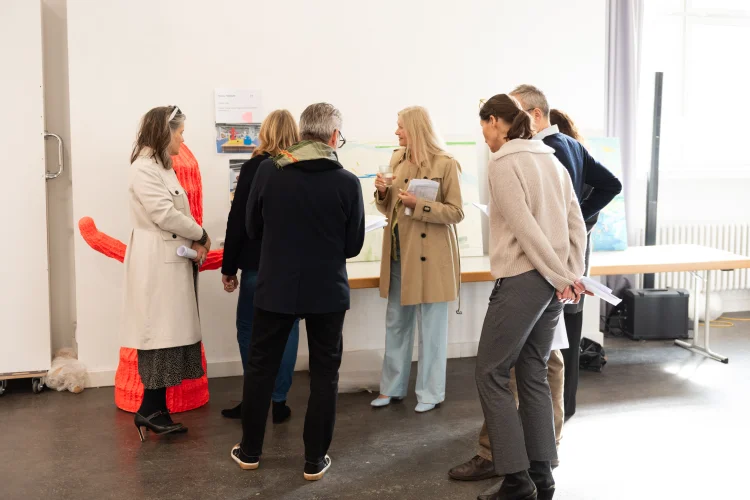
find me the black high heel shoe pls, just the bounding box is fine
[134,411,185,442]
[161,410,188,434]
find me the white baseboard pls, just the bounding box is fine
[84,342,482,389]
[720,290,750,315]
[85,370,115,388]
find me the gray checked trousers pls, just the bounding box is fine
[475,270,562,475]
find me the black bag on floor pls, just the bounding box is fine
[579,338,607,372]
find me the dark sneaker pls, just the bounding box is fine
[303,455,332,481]
[230,444,259,470]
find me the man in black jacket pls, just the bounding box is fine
[231,103,365,481]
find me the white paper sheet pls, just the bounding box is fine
[472,202,489,216]
[214,88,262,124]
[177,245,197,259]
[365,214,388,233]
[580,276,622,306]
[404,179,439,216]
[551,314,569,350]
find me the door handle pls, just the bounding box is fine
[44,132,64,180]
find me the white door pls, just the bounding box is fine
[0,0,52,375]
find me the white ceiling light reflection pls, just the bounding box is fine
[662,362,723,387]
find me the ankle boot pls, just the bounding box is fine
[488,470,537,500]
[528,461,555,500]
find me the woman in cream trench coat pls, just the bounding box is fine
[122,105,211,441]
[370,106,463,413]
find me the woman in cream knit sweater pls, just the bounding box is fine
[474,94,587,500]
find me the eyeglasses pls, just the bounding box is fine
[168,105,181,122]
[337,130,346,148]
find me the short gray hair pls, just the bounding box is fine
[510,84,550,117]
[299,103,342,143]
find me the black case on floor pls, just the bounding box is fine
[622,288,690,340]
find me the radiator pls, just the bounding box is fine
[636,224,750,292]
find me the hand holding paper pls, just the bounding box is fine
[403,179,439,216]
[398,189,417,209]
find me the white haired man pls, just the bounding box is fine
[231,103,365,481]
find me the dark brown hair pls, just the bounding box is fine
[550,109,582,142]
[130,106,185,169]
[479,94,534,141]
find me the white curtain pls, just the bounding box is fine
[603,0,644,322]
[606,0,643,244]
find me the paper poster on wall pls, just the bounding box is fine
[216,124,261,154]
[214,88,262,124]
[229,158,248,203]
[335,140,484,263]
[585,137,628,251]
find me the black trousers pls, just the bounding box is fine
[561,310,583,417]
[240,307,346,464]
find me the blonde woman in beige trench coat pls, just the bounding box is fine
[122,106,211,441]
[370,106,464,413]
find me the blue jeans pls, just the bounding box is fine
[379,260,449,404]
[237,270,299,402]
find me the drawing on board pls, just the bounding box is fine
[336,140,484,263]
[229,158,247,203]
[585,137,628,251]
[216,124,260,154]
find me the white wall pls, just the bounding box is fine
[64,0,606,384]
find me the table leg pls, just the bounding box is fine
[675,270,729,363]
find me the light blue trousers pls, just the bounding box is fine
[379,260,449,405]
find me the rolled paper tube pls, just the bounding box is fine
[177,245,198,259]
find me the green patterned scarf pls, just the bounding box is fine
[273,140,338,169]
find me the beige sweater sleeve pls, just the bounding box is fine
[490,162,578,292]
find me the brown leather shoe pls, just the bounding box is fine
[448,455,499,481]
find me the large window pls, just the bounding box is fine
[637,0,750,177]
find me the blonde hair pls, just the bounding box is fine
[252,109,300,158]
[398,106,448,167]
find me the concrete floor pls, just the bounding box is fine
[2,314,749,500]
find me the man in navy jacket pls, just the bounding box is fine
[231,103,365,482]
[510,85,622,422]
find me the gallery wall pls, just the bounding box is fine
[64,0,607,384]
